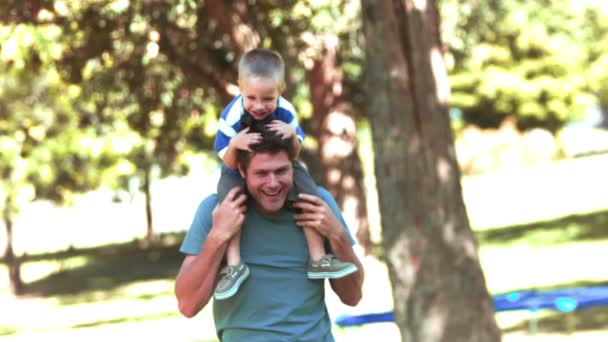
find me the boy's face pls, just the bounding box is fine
[240,76,281,120]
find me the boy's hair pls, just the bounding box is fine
[237,119,295,172]
[238,48,285,92]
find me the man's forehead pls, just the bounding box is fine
[248,151,291,168]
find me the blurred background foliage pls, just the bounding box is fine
[443,0,608,131]
[1,1,608,340]
[1,0,607,286]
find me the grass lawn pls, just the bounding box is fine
[2,154,608,341]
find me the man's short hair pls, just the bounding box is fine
[236,119,295,171]
[238,48,285,92]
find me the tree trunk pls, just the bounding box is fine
[307,33,373,255]
[360,1,501,341]
[143,166,155,248]
[3,202,23,295]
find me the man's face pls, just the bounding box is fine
[240,150,293,215]
[240,76,280,121]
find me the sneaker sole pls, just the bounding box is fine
[214,267,250,300]
[307,264,358,279]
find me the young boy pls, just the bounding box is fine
[213,48,358,300]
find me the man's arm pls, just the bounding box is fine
[325,228,365,306]
[293,193,364,306]
[175,188,247,317]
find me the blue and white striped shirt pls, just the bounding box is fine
[214,95,305,165]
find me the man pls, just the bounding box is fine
[175,126,364,341]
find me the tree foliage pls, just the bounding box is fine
[0,0,373,290]
[441,0,608,132]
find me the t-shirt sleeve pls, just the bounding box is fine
[180,194,219,255]
[317,187,356,246]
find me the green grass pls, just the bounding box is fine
[2,212,607,341]
[476,209,608,247]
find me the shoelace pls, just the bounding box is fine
[318,255,335,266]
[223,266,241,279]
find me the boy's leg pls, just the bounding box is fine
[214,167,249,300]
[290,160,320,198]
[302,227,325,261]
[291,161,358,279]
[291,161,324,259]
[217,167,246,267]
[226,233,242,266]
[217,167,246,202]
[215,231,249,300]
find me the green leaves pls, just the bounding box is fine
[444,0,608,131]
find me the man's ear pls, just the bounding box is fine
[238,164,246,178]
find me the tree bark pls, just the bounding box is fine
[3,200,23,295]
[307,33,373,255]
[360,1,501,341]
[143,166,155,248]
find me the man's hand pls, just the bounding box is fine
[266,120,296,140]
[292,193,343,239]
[230,127,262,151]
[211,187,248,242]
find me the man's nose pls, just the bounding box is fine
[267,174,279,187]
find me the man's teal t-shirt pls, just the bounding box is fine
[180,187,355,342]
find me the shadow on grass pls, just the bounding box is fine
[369,210,608,262]
[18,232,186,297]
[475,209,608,247]
[69,311,178,329]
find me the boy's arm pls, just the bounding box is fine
[222,142,240,170]
[288,134,302,159]
[267,120,303,158]
[220,128,262,170]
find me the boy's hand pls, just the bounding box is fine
[267,120,296,140]
[230,127,262,151]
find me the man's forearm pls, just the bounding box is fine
[175,232,228,317]
[328,231,364,306]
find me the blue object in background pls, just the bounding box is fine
[335,286,608,327]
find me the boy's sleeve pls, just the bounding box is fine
[180,194,219,255]
[215,96,243,159]
[277,97,305,143]
[317,187,356,246]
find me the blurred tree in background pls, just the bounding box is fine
[0,24,127,293]
[441,0,608,132]
[1,0,607,298]
[0,0,372,293]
